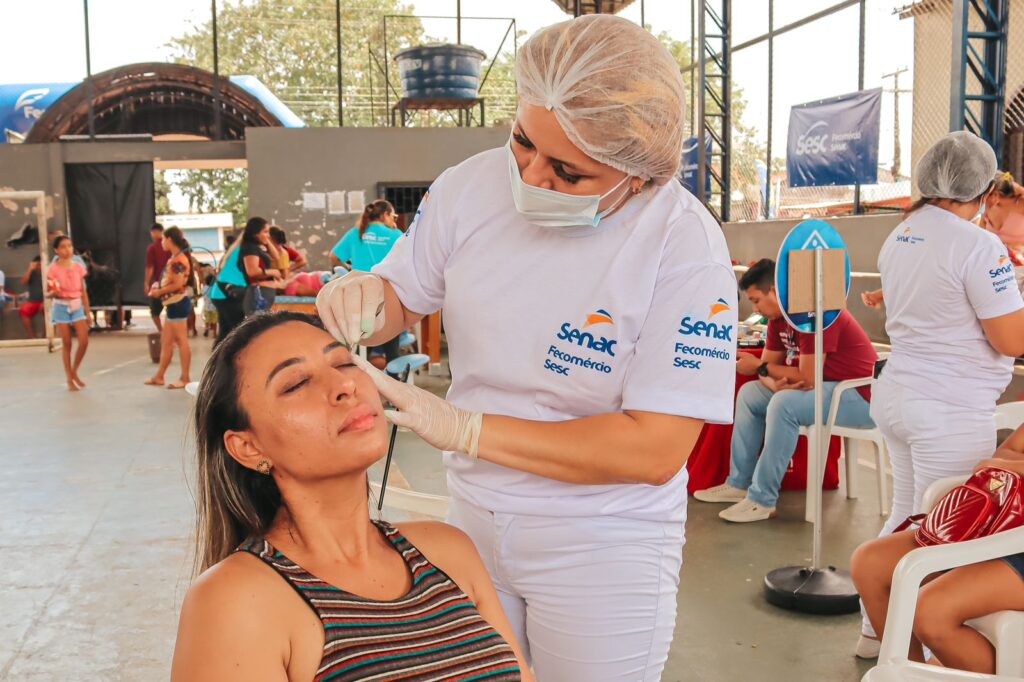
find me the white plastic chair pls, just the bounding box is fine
[801,375,889,522]
[863,661,1017,681]
[868,475,1024,678]
[995,401,1024,433]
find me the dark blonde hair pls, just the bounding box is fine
[192,311,324,572]
[904,181,995,218]
[358,200,395,239]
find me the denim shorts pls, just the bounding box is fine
[52,301,86,325]
[165,297,193,321]
[1003,553,1024,581]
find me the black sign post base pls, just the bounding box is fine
[764,565,860,615]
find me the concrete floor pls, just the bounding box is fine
[1,331,885,681]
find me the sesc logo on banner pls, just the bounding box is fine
[786,88,881,188]
[0,83,76,143]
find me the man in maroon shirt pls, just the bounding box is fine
[145,223,171,332]
[694,258,878,522]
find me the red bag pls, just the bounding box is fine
[896,467,1024,547]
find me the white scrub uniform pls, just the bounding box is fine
[375,147,737,680]
[862,205,1024,635]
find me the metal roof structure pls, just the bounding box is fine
[549,0,637,15]
[24,63,300,143]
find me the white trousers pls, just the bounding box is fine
[861,375,996,635]
[447,495,683,682]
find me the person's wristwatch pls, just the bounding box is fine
[756,362,770,378]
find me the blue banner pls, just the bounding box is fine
[786,88,881,188]
[678,133,712,196]
[0,83,76,142]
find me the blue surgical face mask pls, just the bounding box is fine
[507,142,631,229]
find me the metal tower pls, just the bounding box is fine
[697,0,731,222]
[949,0,1009,159]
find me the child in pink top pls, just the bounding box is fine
[50,236,91,392]
[48,257,88,303]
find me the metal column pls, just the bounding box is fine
[950,0,1009,159]
[83,0,94,138]
[336,0,344,126]
[853,0,865,214]
[697,0,731,222]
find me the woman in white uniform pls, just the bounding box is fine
[316,15,737,681]
[857,131,1024,655]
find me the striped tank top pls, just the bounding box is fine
[236,522,521,682]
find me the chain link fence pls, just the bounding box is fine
[725,0,915,222]
[25,1,1024,222]
[902,0,1024,184]
[727,0,1024,222]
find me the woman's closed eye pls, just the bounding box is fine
[282,363,354,394]
[282,375,309,394]
[553,164,582,184]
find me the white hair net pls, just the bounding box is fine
[515,14,687,185]
[916,131,997,202]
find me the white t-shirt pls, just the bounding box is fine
[375,147,737,522]
[878,204,1024,409]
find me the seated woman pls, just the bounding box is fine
[171,311,530,682]
[851,424,1024,674]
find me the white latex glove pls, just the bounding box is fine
[315,271,386,346]
[352,354,484,458]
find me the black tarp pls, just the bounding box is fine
[64,163,154,307]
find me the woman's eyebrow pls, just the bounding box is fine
[266,357,302,387]
[323,341,344,354]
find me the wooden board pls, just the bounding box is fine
[787,249,847,315]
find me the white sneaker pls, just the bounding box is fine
[854,635,880,659]
[719,498,776,523]
[694,483,748,503]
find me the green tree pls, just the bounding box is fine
[154,171,172,216]
[168,0,429,128]
[173,169,249,227]
[166,0,434,216]
[655,29,767,220]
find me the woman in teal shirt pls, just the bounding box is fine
[210,235,248,346]
[329,200,404,368]
[330,200,403,272]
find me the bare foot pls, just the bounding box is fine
[73,374,86,388]
[167,380,188,390]
[144,377,164,386]
[67,381,79,392]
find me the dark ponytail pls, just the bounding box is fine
[358,200,395,240]
[164,226,198,290]
[164,226,190,252]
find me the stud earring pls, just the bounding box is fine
[256,460,272,475]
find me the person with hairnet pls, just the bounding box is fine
[315,14,736,680]
[854,131,1024,659]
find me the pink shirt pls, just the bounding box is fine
[47,260,88,300]
[284,271,325,297]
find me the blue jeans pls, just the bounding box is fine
[725,381,875,507]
